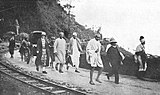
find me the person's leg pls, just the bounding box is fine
[113,66,119,84]
[50,54,53,68]
[20,53,23,61]
[89,67,95,85]
[96,67,103,83]
[59,63,64,73]
[11,51,14,58]
[115,70,119,84]
[75,57,80,73]
[42,61,47,74]
[106,66,114,80]
[55,63,59,71]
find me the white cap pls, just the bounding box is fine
[73,32,77,36]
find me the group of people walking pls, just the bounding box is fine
[34,32,83,74]
[8,31,147,85]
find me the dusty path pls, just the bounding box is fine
[3,50,160,95]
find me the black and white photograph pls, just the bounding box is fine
[0,0,160,95]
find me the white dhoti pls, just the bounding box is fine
[55,50,66,64]
[86,39,103,68]
[54,38,66,64]
[70,45,80,69]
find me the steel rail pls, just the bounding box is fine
[0,60,87,95]
[0,45,88,95]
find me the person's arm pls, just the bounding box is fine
[53,39,58,54]
[68,38,72,54]
[76,38,83,52]
[107,47,112,62]
[36,39,40,54]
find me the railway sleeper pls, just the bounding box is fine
[51,90,68,95]
[10,73,20,76]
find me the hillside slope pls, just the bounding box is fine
[0,0,94,39]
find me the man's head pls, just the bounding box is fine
[139,36,145,45]
[59,32,64,38]
[51,36,55,40]
[95,33,101,41]
[110,37,117,46]
[73,32,77,39]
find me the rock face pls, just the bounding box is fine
[0,0,94,39]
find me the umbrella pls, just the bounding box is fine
[19,32,29,38]
[32,31,42,34]
[6,31,16,35]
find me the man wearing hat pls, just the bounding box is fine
[106,38,123,84]
[54,32,67,73]
[86,33,103,85]
[68,32,82,73]
[35,32,50,74]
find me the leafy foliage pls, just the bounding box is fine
[0,0,94,40]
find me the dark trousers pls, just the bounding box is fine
[108,65,120,83]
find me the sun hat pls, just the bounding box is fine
[110,37,117,43]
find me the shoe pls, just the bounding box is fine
[96,79,102,83]
[89,81,95,85]
[42,71,47,74]
[75,70,80,73]
[59,70,63,73]
[36,67,39,71]
[106,74,110,80]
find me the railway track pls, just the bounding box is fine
[0,44,87,95]
[0,60,87,95]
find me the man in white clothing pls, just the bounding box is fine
[86,34,103,85]
[69,32,82,73]
[54,32,67,73]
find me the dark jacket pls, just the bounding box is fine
[35,38,50,66]
[107,46,122,67]
[9,37,15,54]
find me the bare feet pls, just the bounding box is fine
[96,79,102,83]
[89,81,95,85]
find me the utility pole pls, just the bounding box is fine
[63,0,75,38]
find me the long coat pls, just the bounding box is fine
[35,38,50,66]
[68,37,82,68]
[9,37,15,55]
[107,46,122,70]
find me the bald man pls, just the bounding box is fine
[86,34,103,85]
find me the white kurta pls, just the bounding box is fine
[70,39,80,69]
[54,38,66,64]
[86,38,103,67]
